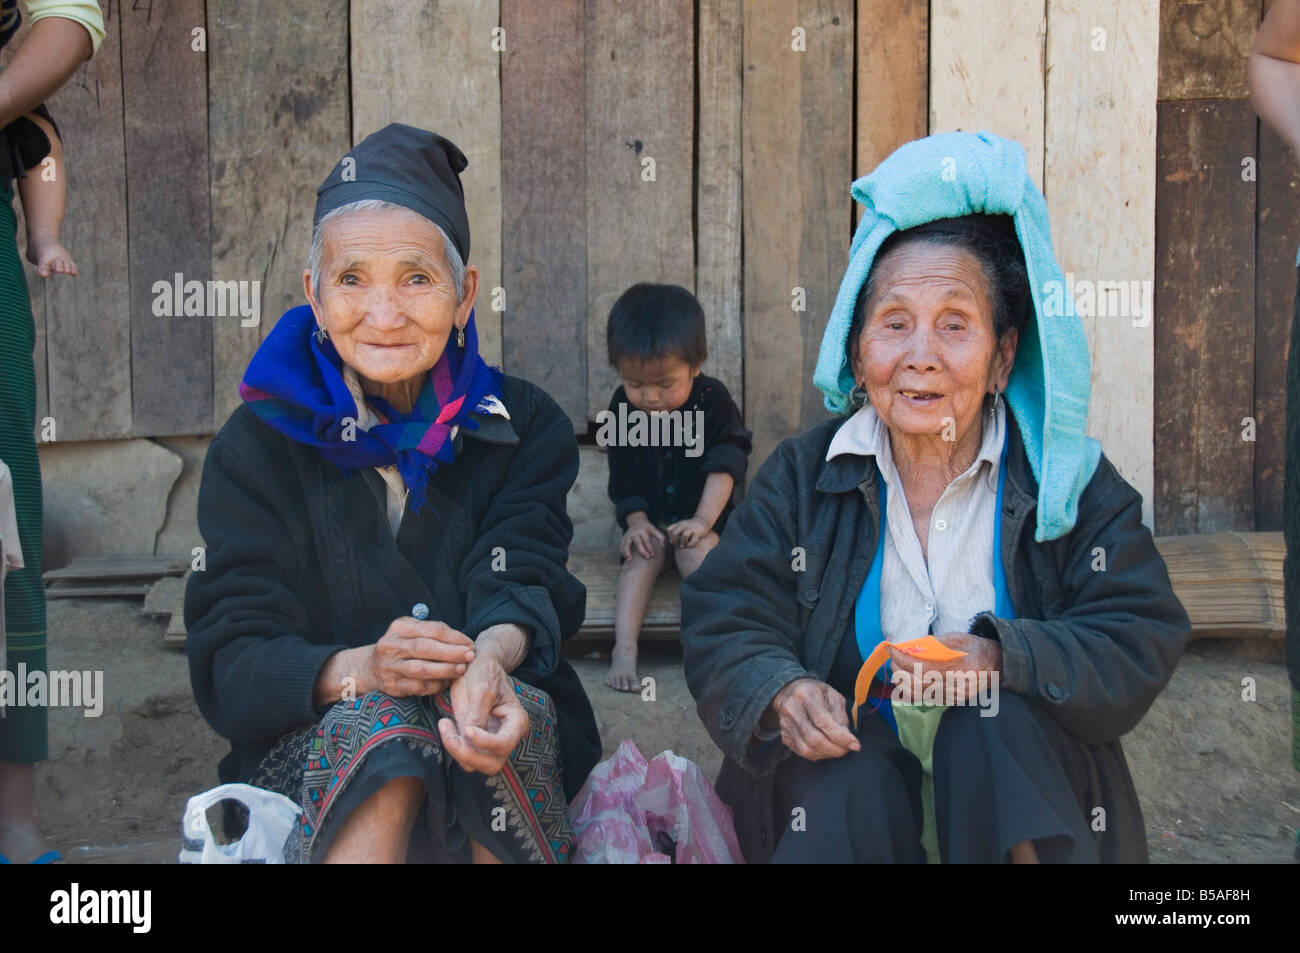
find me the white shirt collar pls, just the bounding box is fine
[826,397,1006,493]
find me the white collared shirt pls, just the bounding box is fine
[341,365,511,536]
[825,398,1006,643]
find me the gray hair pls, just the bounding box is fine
[308,198,466,303]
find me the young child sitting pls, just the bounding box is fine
[602,283,752,692]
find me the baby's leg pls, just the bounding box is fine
[17,112,74,277]
[673,530,720,578]
[606,537,669,692]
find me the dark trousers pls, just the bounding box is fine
[771,692,1099,863]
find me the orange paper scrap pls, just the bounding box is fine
[850,635,967,729]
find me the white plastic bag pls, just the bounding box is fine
[178,783,302,864]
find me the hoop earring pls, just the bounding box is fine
[850,383,869,407]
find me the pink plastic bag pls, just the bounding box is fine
[570,740,745,864]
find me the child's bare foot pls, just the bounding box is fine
[605,646,640,692]
[27,235,77,278]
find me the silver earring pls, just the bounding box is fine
[850,383,869,407]
[456,325,466,348]
[988,387,999,416]
[314,323,329,344]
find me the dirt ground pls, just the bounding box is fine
[29,597,1300,863]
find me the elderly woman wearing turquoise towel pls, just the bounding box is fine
[680,131,1191,864]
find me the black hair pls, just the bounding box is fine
[607,283,707,369]
[846,228,1033,360]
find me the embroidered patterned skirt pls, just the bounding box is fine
[249,679,575,863]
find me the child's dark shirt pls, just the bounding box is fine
[604,374,752,535]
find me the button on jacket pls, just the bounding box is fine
[680,414,1191,863]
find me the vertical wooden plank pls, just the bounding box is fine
[1255,126,1300,531]
[855,0,927,179]
[1157,0,1261,101]
[350,0,503,368]
[697,0,743,405]
[742,0,853,470]
[40,0,132,440]
[120,0,211,436]
[1154,100,1256,535]
[208,0,351,430]
[1045,0,1159,528]
[585,0,695,420]
[500,0,587,428]
[929,0,1046,189]
[0,17,48,432]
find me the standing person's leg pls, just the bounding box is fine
[0,180,51,863]
[606,537,669,691]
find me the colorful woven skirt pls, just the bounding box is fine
[0,179,46,763]
[250,679,575,863]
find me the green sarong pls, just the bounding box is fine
[0,178,47,763]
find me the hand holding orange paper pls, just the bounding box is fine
[851,635,967,729]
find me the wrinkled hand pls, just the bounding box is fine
[621,520,666,560]
[769,677,861,761]
[887,632,1001,705]
[364,617,476,698]
[438,656,530,776]
[666,517,709,548]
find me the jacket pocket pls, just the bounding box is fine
[795,549,831,609]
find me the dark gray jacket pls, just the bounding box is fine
[680,415,1191,863]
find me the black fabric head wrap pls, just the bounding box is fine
[314,123,472,261]
[897,212,1017,248]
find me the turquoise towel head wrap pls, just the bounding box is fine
[813,130,1102,542]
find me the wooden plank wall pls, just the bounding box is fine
[1155,0,1291,535]
[121,0,211,437]
[742,0,853,469]
[23,4,132,441]
[6,0,1284,539]
[208,0,352,427]
[696,0,743,401]
[1045,0,1160,528]
[929,0,1047,189]
[351,0,504,368]
[584,0,696,419]
[500,0,588,423]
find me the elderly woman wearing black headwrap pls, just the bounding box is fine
[681,131,1191,864]
[185,124,600,864]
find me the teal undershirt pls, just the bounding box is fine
[853,437,1015,862]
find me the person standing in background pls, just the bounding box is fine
[0,0,104,865]
[1249,0,1300,851]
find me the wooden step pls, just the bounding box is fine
[44,555,189,583]
[568,548,680,642]
[1153,531,1284,640]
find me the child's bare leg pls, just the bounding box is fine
[16,112,74,278]
[606,538,668,692]
[673,530,719,578]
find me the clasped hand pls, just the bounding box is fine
[365,617,529,776]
